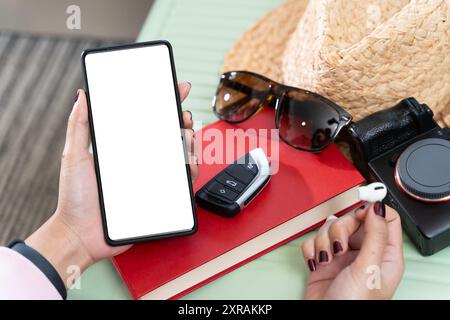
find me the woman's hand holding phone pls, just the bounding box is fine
[25,83,197,288]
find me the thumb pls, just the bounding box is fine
[351,202,388,278]
[62,89,90,160]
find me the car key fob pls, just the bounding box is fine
[195,148,271,217]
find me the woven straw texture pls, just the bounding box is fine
[222,0,307,82]
[223,0,450,126]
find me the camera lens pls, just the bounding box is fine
[395,138,450,203]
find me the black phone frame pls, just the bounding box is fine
[81,40,198,246]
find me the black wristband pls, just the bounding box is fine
[8,240,67,299]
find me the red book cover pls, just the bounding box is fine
[112,107,365,299]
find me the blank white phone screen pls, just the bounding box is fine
[84,43,195,242]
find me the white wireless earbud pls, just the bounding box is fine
[358,182,387,203]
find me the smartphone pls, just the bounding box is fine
[81,41,197,245]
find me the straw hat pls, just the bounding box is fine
[223,0,450,126]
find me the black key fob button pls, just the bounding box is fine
[236,154,259,175]
[206,181,239,201]
[215,172,246,193]
[225,165,255,184]
[240,162,258,175]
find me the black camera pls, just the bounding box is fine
[346,98,450,256]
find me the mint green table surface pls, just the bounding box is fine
[68,0,450,300]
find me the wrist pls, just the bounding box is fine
[25,214,93,289]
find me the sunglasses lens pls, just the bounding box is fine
[214,72,271,122]
[278,90,341,151]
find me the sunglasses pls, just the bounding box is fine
[213,71,352,152]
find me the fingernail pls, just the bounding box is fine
[187,110,192,121]
[307,259,317,272]
[319,251,329,263]
[374,201,386,218]
[333,241,343,254]
[357,204,366,211]
[74,89,80,102]
[193,154,199,166]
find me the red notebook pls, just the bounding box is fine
[113,108,365,300]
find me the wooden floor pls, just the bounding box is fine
[0,31,119,244]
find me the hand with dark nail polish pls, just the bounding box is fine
[301,201,404,300]
[24,83,199,294]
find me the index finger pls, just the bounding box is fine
[178,82,191,102]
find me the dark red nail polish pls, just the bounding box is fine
[374,201,386,218]
[357,204,366,211]
[319,251,329,263]
[333,241,343,254]
[74,89,80,102]
[189,128,195,139]
[307,259,317,272]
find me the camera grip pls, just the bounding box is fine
[346,98,438,177]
